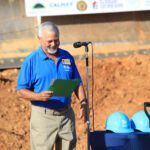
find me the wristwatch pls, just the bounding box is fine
[80,98,87,109]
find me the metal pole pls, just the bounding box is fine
[85,46,91,150]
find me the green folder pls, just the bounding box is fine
[48,79,80,97]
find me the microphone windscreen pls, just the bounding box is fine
[73,42,82,48]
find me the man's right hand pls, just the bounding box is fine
[36,91,54,101]
[17,89,54,101]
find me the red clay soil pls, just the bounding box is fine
[1,54,150,150]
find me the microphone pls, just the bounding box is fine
[73,41,90,48]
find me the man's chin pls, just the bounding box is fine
[47,49,57,54]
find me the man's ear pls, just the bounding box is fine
[37,36,40,40]
[37,36,42,43]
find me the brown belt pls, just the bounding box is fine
[32,105,71,116]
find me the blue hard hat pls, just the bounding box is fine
[105,112,134,133]
[131,111,150,132]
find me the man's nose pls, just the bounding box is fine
[51,41,56,47]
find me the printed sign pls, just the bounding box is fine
[25,0,150,16]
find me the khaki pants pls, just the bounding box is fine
[30,105,76,150]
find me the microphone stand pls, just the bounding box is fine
[84,45,90,150]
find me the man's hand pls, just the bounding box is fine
[36,91,54,101]
[79,98,87,123]
[17,89,54,101]
[79,106,87,123]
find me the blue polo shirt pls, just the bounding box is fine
[17,47,82,109]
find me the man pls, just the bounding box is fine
[16,21,87,150]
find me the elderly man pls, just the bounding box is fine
[16,21,87,150]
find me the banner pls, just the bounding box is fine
[25,0,150,17]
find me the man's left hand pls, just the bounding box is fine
[79,100,87,123]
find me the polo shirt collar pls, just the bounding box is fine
[38,47,48,60]
[57,48,66,59]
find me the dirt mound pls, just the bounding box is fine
[1,54,150,150]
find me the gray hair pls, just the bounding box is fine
[38,21,59,37]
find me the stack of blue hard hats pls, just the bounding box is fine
[105,112,134,133]
[105,110,150,133]
[131,111,150,132]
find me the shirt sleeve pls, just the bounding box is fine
[16,57,33,91]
